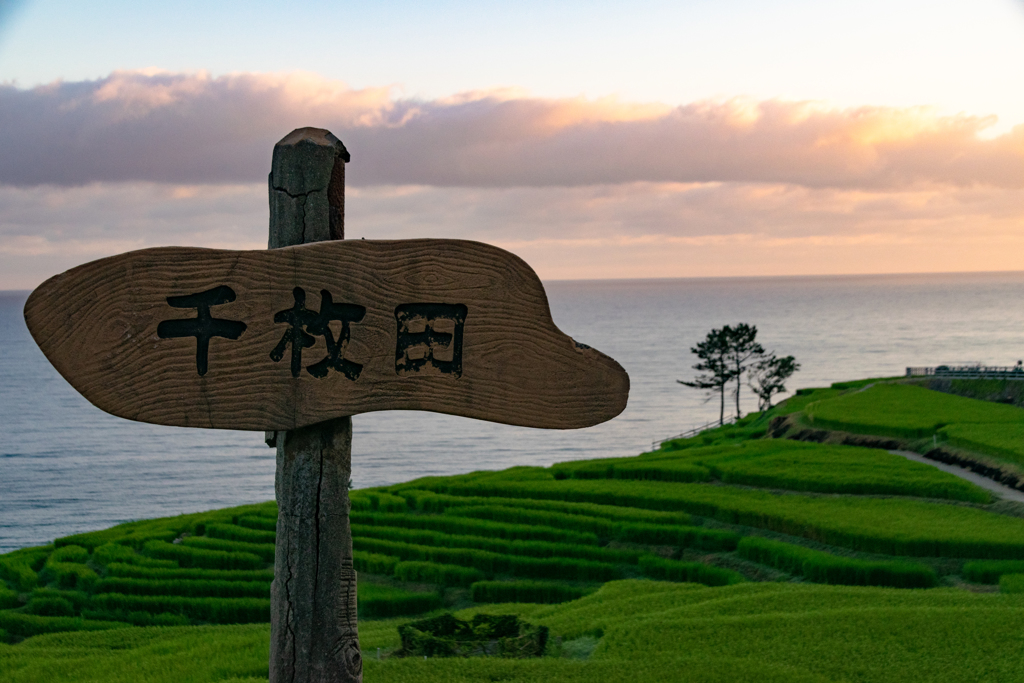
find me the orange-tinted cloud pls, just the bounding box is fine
[2,70,1021,288]
[2,179,1022,289]
[1,70,1021,189]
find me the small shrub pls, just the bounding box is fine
[396,612,548,658]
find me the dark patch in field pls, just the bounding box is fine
[922,447,1024,492]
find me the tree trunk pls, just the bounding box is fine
[268,128,361,683]
[735,361,742,420]
[719,382,725,426]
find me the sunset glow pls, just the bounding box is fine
[0,0,1022,287]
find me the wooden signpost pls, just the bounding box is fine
[24,239,628,431]
[23,128,630,683]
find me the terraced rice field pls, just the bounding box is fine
[4,380,1024,681]
[4,426,1022,646]
[5,581,1024,683]
[804,383,1024,439]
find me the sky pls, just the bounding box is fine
[0,0,1023,288]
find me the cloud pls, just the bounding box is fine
[1,70,1021,289]
[1,70,1022,189]
[2,180,1022,289]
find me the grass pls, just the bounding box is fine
[5,384,1024,646]
[5,377,1024,680]
[700,442,989,501]
[737,536,937,588]
[940,423,1024,466]
[0,623,271,683]
[1000,574,1024,594]
[394,489,691,524]
[5,581,1024,682]
[804,383,1024,438]
[352,523,642,563]
[471,581,591,605]
[963,560,1024,584]
[423,475,1024,558]
[590,584,1024,683]
[794,380,1024,472]
[570,439,992,502]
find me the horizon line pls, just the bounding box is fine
[4,267,1024,296]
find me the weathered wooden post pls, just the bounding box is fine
[267,128,360,682]
[23,128,629,683]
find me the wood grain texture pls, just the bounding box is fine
[268,128,349,249]
[24,238,630,431]
[267,126,360,683]
[271,418,360,683]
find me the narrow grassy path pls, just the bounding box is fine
[888,449,1024,503]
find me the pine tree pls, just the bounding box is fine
[723,323,765,420]
[678,327,735,426]
[748,353,800,411]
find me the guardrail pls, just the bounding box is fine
[906,365,1024,380]
[652,416,736,451]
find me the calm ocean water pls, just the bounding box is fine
[2,271,1024,552]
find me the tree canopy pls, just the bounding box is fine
[677,326,734,426]
[679,324,798,422]
[749,353,800,411]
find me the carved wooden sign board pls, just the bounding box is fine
[25,238,629,432]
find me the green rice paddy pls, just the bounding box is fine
[804,383,1024,439]
[3,378,1024,681]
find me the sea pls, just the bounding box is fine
[2,271,1024,553]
